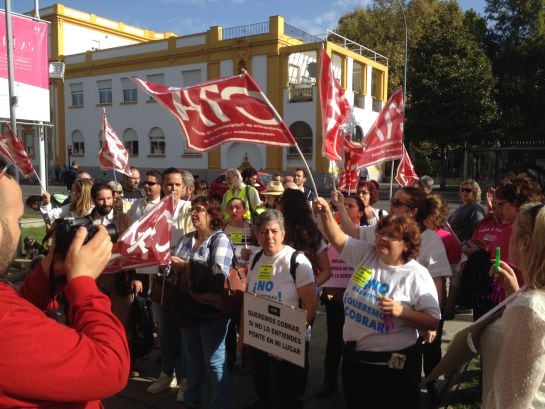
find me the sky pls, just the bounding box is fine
[15,0,486,38]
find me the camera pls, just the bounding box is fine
[48,217,118,259]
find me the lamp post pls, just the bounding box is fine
[395,0,408,106]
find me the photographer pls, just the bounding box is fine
[0,164,130,407]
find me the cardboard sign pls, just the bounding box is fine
[322,247,353,288]
[243,292,307,367]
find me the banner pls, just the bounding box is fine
[395,145,419,187]
[132,73,296,152]
[243,292,307,367]
[322,247,354,288]
[0,11,49,121]
[319,48,351,161]
[98,110,132,176]
[353,88,404,169]
[0,128,35,178]
[104,195,173,272]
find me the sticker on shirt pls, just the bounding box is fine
[351,267,373,287]
[258,264,273,281]
[230,231,243,245]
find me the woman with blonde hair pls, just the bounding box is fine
[448,179,485,243]
[481,202,545,408]
[40,179,94,223]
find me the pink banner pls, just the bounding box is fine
[322,247,354,288]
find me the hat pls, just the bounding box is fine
[262,180,284,196]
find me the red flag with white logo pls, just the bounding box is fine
[104,195,174,273]
[338,142,360,192]
[0,129,35,178]
[395,145,419,187]
[319,48,351,162]
[98,110,132,176]
[353,88,404,169]
[132,73,296,152]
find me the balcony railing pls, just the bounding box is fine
[289,86,313,102]
[222,22,269,40]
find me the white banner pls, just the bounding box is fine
[243,292,307,367]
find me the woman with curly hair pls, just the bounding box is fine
[315,198,440,409]
[356,180,387,225]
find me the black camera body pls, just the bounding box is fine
[51,217,118,258]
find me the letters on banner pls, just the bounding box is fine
[243,292,307,367]
[132,74,296,152]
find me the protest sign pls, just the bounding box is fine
[322,247,353,288]
[243,292,307,367]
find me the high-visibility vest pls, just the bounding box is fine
[222,185,258,221]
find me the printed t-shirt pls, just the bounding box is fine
[224,224,258,265]
[472,217,511,255]
[247,245,315,307]
[340,237,440,352]
[359,225,452,278]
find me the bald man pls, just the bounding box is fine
[0,162,130,408]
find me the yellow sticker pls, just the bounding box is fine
[351,267,373,287]
[230,231,243,245]
[258,264,273,281]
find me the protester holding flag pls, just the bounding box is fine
[171,196,233,409]
[314,197,440,409]
[40,179,94,224]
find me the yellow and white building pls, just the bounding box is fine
[31,5,389,185]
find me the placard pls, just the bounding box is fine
[243,292,307,367]
[322,246,353,288]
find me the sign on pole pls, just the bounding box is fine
[0,11,49,122]
[243,292,307,368]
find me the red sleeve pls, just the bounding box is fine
[0,276,129,405]
[18,263,56,310]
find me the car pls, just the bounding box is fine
[208,171,273,201]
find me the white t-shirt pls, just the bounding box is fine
[340,236,440,352]
[247,245,315,308]
[358,225,451,278]
[224,224,258,266]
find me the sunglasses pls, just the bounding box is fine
[143,181,158,186]
[390,198,413,208]
[460,188,473,193]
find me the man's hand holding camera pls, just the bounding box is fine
[41,225,113,281]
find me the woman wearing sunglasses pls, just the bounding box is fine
[447,179,485,243]
[314,197,440,409]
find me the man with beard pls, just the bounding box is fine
[122,167,145,213]
[90,182,142,375]
[0,162,129,407]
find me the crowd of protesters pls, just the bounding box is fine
[2,160,545,409]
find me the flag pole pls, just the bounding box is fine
[241,69,319,199]
[389,160,395,199]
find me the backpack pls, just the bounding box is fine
[128,296,154,359]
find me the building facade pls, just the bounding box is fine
[28,6,389,186]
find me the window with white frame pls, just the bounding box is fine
[181,69,201,87]
[70,83,84,107]
[23,132,35,158]
[71,130,85,155]
[97,79,112,105]
[288,121,313,158]
[149,127,166,155]
[121,77,137,103]
[146,73,164,101]
[123,128,139,156]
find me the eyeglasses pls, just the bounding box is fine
[460,188,473,193]
[189,206,207,213]
[143,181,158,186]
[376,231,403,241]
[390,198,412,208]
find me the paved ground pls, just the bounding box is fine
[102,310,473,409]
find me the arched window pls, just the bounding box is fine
[288,121,313,158]
[149,127,166,155]
[123,128,139,156]
[71,130,85,155]
[353,125,364,143]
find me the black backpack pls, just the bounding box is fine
[128,296,154,360]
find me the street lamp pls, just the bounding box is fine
[395,0,408,105]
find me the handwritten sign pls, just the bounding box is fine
[243,292,307,367]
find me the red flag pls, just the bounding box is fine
[395,145,419,187]
[338,146,360,192]
[98,110,132,176]
[0,129,35,178]
[353,88,404,169]
[132,73,296,152]
[105,195,174,273]
[319,48,351,162]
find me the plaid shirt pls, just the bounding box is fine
[174,231,233,277]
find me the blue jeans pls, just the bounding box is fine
[157,303,186,381]
[181,317,230,409]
